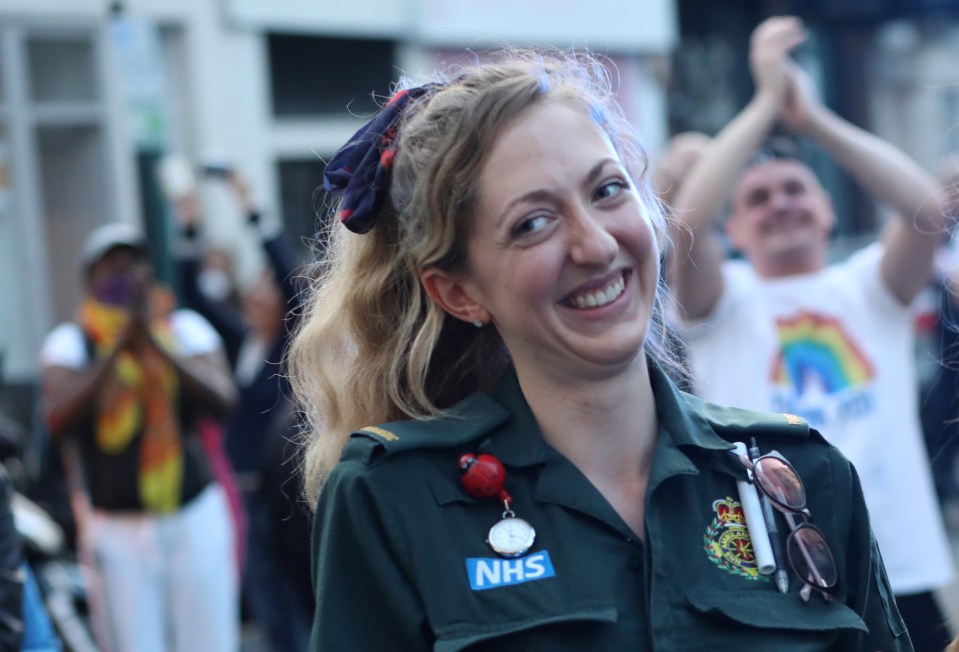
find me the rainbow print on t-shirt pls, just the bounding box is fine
[771,311,874,395]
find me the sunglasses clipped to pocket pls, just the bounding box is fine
[743,450,838,602]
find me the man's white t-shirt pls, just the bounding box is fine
[681,244,953,594]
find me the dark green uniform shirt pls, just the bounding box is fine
[310,361,911,651]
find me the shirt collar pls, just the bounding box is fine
[482,366,549,467]
[481,358,739,475]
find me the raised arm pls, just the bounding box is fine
[43,350,121,439]
[171,194,247,364]
[44,343,235,437]
[653,132,712,208]
[45,274,236,438]
[670,16,807,320]
[780,62,947,304]
[230,170,304,312]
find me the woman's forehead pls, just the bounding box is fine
[474,101,619,212]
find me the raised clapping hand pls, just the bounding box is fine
[749,16,807,107]
[226,169,255,214]
[653,132,712,201]
[173,193,202,230]
[779,63,823,135]
[117,266,157,355]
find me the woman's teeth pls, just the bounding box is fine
[571,275,625,309]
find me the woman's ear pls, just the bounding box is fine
[420,267,490,325]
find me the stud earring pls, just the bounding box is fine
[472,319,484,328]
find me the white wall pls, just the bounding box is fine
[226,0,676,53]
[228,0,409,37]
[414,0,676,53]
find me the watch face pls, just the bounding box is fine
[487,517,536,558]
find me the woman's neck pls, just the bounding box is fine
[516,358,657,538]
[516,358,658,485]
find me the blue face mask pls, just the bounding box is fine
[92,271,137,307]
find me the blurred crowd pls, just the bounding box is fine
[0,160,313,651]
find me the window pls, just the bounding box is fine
[268,34,395,117]
[26,36,97,103]
[277,157,333,263]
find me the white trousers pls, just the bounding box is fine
[86,484,239,652]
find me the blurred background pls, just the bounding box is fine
[2,0,959,612]
[3,0,958,424]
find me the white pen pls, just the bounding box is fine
[731,442,776,577]
[749,438,789,593]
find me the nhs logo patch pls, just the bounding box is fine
[466,551,556,591]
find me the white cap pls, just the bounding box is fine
[81,222,147,271]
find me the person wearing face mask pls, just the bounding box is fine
[38,223,239,652]
[196,246,241,317]
[289,49,909,650]
[172,173,313,652]
[669,16,953,650]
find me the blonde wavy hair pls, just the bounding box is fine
[289,49,680,504]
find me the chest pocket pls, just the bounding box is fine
[680,587,867,649]
[433,606,618,652]
[425,478,629,651]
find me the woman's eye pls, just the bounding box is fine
[595,180,626,201]
[511,214,551,238]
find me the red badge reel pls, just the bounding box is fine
[459,453,536,558]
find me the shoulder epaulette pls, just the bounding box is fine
[683,392,810,441]
[345,392,510,459]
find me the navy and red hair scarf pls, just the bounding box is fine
[322,86,434,234]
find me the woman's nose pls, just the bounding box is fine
[569,210,617,267]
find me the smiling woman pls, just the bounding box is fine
[421,101,661,389]
[288,49,911,651]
